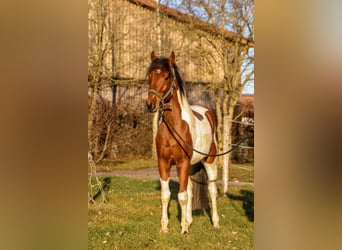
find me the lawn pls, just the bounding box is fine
[88,176,254,249]
[228,164,254,183]
[97,158,157,172]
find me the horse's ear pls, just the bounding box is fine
[151,51,157,62]
[169,51,175,68]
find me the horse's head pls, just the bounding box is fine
[146,51,176,112]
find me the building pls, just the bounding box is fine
[88,0,252,106]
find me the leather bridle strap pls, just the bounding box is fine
[148,68,176,110]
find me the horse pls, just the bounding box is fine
[146,51,219,234]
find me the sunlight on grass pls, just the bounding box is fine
[97,159,157,172]
[88,176,253,249]
[229,164,254,183]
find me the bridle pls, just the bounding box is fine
[148,68,176,111]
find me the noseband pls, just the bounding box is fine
[148,68,176,111]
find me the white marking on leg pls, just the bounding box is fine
[204,161,220,228]
[160,178,171,232]
[178,191,189,234]
[208,181,219,228]
[186,177,193,226]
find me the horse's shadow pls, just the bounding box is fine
[227,189,254,222]
[155,179,212,224]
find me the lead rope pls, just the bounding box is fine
[161,112,245,157]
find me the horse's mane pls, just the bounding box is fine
[173,64,186,99]
[147,57,186,99]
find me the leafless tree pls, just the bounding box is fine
[166,0,254,193]
[88,0,155,161]
[88,0,113,161]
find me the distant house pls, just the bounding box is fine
[231,94,254,163]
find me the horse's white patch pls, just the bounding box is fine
[160,178,170,200]
[190,105,213,164]
[176,90,213,165]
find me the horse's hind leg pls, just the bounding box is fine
[186,176,193,226]
[203,160,220,228]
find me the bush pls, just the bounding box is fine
[112,103,153,159]
[88,94,153,162]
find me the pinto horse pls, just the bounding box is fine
[146,51,219,234]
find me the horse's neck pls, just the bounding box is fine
[173,89,195,126]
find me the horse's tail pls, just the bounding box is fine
[190,162,209,210]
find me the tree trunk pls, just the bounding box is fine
[222,93,239,194]
[215,96,223,169]
[88,90,99,153]
[222,93,230,195]
[95,122,112,164]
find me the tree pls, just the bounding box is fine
[88,0,113,161]
[164,0,254,194]
[88,0,155,161]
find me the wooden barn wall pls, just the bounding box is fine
[89,0,224,105]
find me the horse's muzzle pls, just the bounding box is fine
[146,100,157,113]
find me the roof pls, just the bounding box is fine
[239,95,254,106]
[127,0,253,47]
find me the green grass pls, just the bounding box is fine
[228,164,254,183]
[88,176,254,249]
[97,159,157,172]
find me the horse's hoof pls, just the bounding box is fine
[212,218,220,228]
[181,229,189,234]
[160,228,169,233]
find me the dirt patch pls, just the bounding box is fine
[96,167,253,187]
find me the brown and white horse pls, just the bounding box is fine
[146,51,219,234]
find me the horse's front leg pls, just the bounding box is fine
[177,161,190,234]
[158,157,171,233]
[160,177,171,232]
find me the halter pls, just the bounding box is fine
[148,68,176,111]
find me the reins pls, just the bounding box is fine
[161,112,244,157]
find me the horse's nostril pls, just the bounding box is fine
[146,101,155,112]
